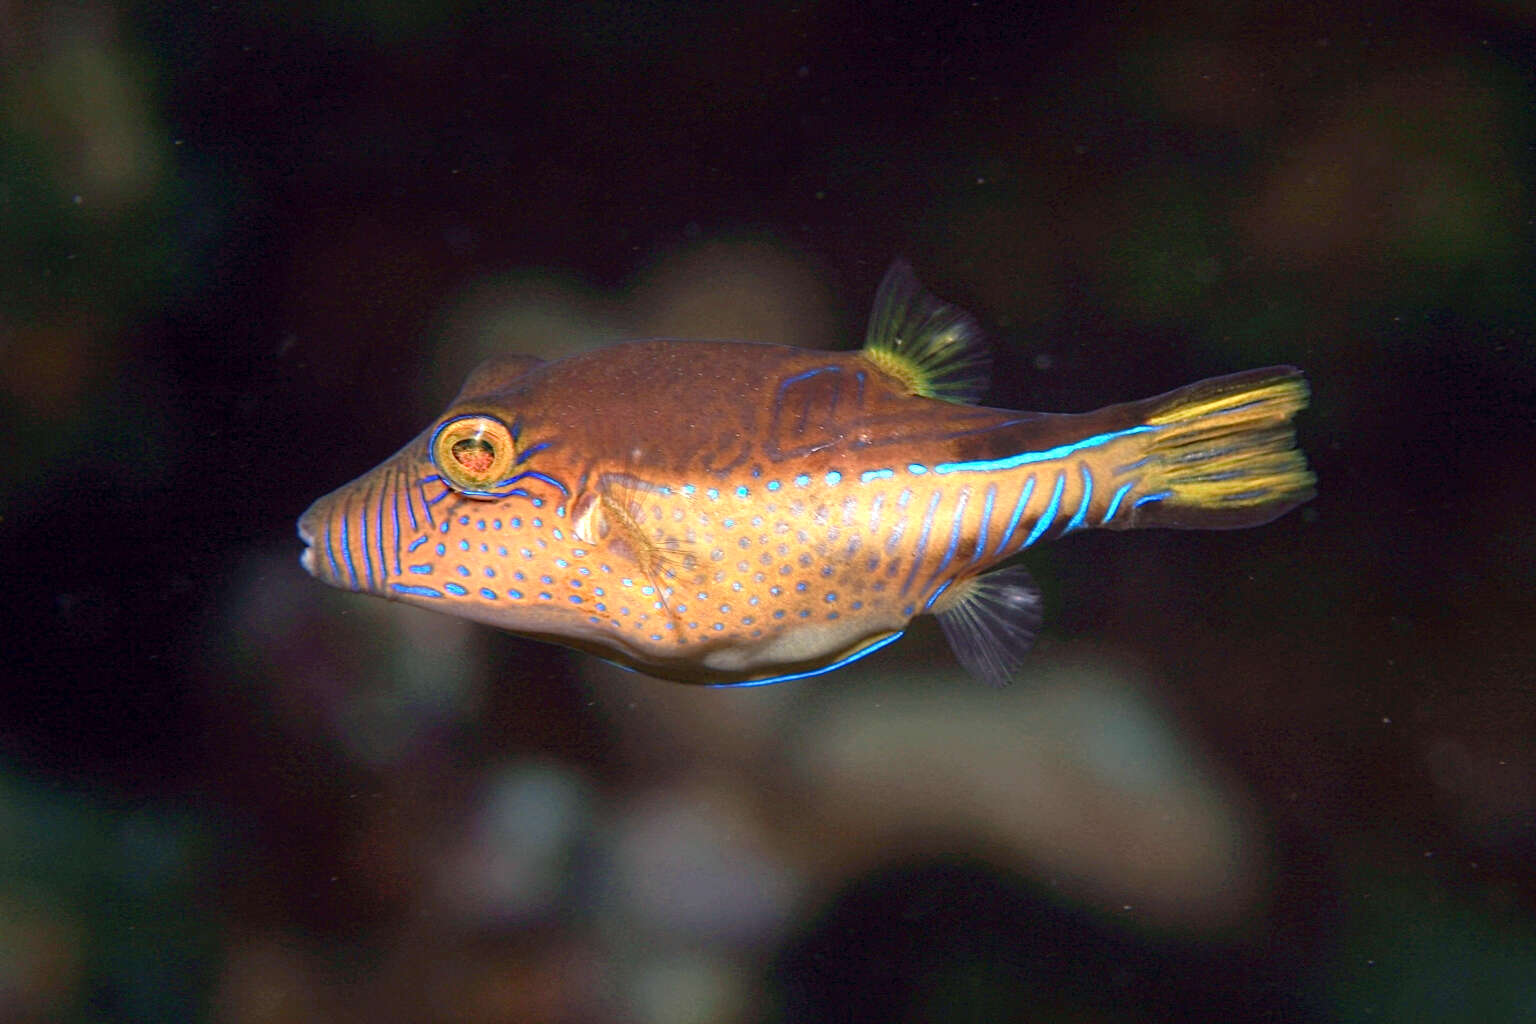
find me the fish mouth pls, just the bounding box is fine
[294,477,409,593]
[296,505,320,577]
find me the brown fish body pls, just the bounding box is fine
[299,265,1314,686]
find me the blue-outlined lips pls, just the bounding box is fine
[297,494,350,588]
[296,480,387,593]
[296,515,317,576]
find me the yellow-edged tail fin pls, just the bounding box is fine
[1127,366,1315,530]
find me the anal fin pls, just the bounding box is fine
[930,565,1044,687]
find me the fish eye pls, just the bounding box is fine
[430,414,516,494]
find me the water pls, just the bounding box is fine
[2,3,1533,1020]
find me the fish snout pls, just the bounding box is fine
[295,467,419,594]
[296,500,327,580]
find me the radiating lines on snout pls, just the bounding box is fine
[417,473,454,529]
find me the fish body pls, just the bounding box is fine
[298,263,1314,686]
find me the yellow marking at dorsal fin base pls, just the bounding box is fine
[1129,365,1315,529]
[860,260,992,404]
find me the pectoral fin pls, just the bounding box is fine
[570,475,704,617]
[931,565,1044,687]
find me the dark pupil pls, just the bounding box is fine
[451,437,496,474]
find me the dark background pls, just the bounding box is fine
[2,1,1534,1020]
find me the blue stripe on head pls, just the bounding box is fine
[390,481,403,576]
[375,483,389,579]
[513,441,549,465]
[326,519,343,585]
[390,583,443,598]
[340,509,359,590]
[404,472,420,530]
[361,493,375,588]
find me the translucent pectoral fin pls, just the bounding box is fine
[931,565,1044,687]
[574,475,705,618]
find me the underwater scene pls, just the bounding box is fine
[2,2,1533,1021]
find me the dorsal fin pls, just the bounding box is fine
[861,260,992,404]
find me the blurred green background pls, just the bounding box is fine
[2,1,1534,1021]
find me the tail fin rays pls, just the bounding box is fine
[1128,366,1315,530]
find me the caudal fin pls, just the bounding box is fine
[1125,366,1315,530]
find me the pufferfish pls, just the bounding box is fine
[297,262,1314,687]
